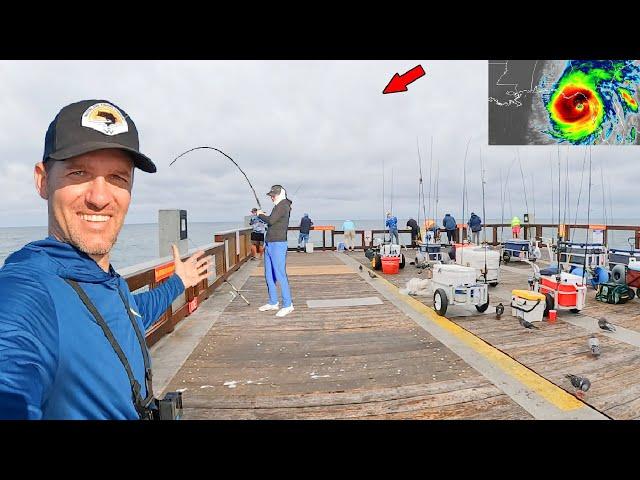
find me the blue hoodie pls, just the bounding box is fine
[0,237,184,419]
[385,216,398,231]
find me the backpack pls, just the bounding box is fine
[595,282,635,304]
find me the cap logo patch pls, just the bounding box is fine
[81,102,129,136]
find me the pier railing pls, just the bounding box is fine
[119,227,252,347]
[286,223,640,250]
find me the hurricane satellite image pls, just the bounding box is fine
[489,60,640,145]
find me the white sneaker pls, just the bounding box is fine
[275,305,295,317]
[259,303,279,312]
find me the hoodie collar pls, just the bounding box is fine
[5,236,117,283]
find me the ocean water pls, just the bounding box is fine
[1,218,639,270]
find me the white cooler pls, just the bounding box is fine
[511,289,546,322]
[432,264,477,286]
[456,246,500,283]
[306,242,314,253]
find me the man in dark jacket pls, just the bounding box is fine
[257,185,294,317]
[406,218,420,246]
[298,213,313,252]
[442,213,457,244]
[0,99,211,419]
[467,212,482,244]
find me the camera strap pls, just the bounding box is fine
[65,279,155,419]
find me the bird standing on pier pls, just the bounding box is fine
[495,303,505,319]
[588,335,601,357]
[519,317,539,329]
[566,374,591,392]
[598,318,616,332]
[359,265,363,272]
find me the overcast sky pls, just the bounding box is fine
[1,60,637,227]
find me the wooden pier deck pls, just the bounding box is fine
[153,248,640,420]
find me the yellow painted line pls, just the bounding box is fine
[251,265,355,276]
[373,273,584,411]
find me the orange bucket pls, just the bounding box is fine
[548,310,557,323]
[381,256,400,274]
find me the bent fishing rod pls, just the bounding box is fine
[169,146,262,209]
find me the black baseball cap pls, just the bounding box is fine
[43,99,156,173]
[266,184,284,196]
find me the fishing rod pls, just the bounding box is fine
[427,136,433,235]
[599,153,607,227]
[169,146,262,209]
[570,146,589,243]
[549,152,554,226]
[434,146,440,243]
[500,155,517,243]
[480,146,488,283]
[516,148,530,221]
[417,137,422,234]
[581,145,593,287]
[461,137,472,263]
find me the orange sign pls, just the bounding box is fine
[589,225,607,230]
[313,225,335,231]
[188,296,198,314]
[154,261,175,283]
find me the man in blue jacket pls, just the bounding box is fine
[467,212,483,244]
[442,213,457,244]
[386,212,399,245]
[0,99,211,420]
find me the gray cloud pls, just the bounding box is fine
[1,60,638,227]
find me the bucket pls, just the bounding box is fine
[306,242,314,253]
[381,256,400,274]
[548,310,557,323]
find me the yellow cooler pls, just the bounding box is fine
[511,290,546,323]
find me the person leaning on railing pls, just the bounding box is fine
[0,99,212,420]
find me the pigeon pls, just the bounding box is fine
[495,303,505,319]
[598,318,616,332]
[359,265,363,272]
[588,335,601,357]
[566,374,591,392]
[519,317,539,329]
[368,270,377,279]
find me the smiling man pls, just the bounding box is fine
[0,99,211,419]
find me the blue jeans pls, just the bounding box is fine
[298,232,309,249]
[389,229,399,244]
[264,242,292,307]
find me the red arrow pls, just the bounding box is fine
[383,65,426,94]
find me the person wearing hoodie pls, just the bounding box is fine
[0,99,211,420]
[406,218,420,246]
[511,215,522,238]
[256,185,294,317]
[342,219,357,251]
[442,213,457,244]
[298,213,313,252]
[467,212,483,244]
[386,212,399,245]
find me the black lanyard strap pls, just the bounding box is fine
[65,279,154,419]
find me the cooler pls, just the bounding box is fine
[511,289,546,322]
[306,242,314,253]
[627,259,640,288]
[381,256,400,274]
[503,239,531,259]
[432,264,477,286]
[456,246,500,283]
[539,272,586,308]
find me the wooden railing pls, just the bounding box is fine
[287,223,640,250]
[119,227,252,347]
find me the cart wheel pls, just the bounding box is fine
[502,251,511,263]
[570,308,581,314]
[476,293,490,313]
[629,288,636,300]
[543,293,554,317]
[433,289,448,316]
[489,282,498,287]
[611,264,626,285]
[373,254,382,271]
[399,253,406,269]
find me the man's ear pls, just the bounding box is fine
[34,162,49,200]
